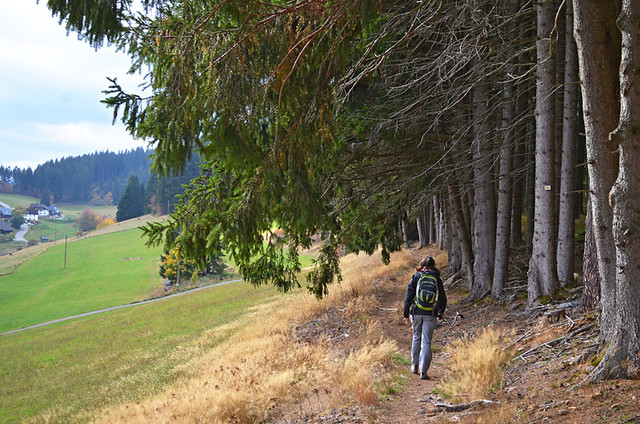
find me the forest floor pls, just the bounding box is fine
[292,248,640,424]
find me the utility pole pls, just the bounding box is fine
[63,235,68,269]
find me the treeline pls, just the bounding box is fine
[0,149,200,210]
[0,149,152,204]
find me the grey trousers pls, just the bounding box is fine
[410,314,437,374]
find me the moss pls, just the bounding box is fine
[539,295,552,305]
[591,349,606,367]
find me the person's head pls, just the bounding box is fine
[417,255,435,271]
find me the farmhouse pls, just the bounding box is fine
[48,205,61,217]
[24,214,39,222]
[27,203,47,214]
[0,221,13,234]
[0,206,11,219]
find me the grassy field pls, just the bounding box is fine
[22,217,77,242]
[58,203,118,220]
[0,193,38,208]
[0,228,164,334]
[0,280,286,424]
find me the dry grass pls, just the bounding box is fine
[439,327,514,402]
[475,405,523,424]
[94,248,424,423]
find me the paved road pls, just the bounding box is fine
[13,223,28,242]
[0,278,244,336]
[0,201,28,241]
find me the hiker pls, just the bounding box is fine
[403,255,447,380]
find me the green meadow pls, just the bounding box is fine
[0,197,318,422]
[0,193,38,208]
[57,203,117,220]
[0,280,285,423]
[0,228,164,334]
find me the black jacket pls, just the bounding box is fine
[403,268,447,318]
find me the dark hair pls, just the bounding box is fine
[416,255,436,271]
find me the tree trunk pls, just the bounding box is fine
[448,184,474,288]
[493,68,516,299]
[433,195,442,246]
[582,193,600,311]
[427,199,434,244]
[471,80,496,300]
[528,0,558,304]
[557,0,579,285]
[554,0,566,226]
[591,0,640,380]
[416,213,425,248]
[575,102,586,218]
[447,211,462,275]
[510,92,528,247]
[525,131,536,255]
[573,0,620,344]
[401,213,409,248]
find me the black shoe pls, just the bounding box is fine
[412,365,419,375]
[420,372,430,380]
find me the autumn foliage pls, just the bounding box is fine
[76,208,115,232]
[159,247,198,283]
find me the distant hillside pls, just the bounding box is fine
[0,149,201,212]
[0,149,153,204]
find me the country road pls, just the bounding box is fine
[0,200,28,241]
[0,278,244,336]
[13,223,28,242]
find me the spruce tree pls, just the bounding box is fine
[116,175,145,222]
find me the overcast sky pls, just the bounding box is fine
[0,1,149,170]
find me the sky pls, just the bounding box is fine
[0,1,149,170]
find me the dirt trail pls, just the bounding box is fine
[369,262,640,424]
[371,271,446,422]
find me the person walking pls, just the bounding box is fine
[403,255,447,380]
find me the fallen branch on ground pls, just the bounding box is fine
[434,399,498,412]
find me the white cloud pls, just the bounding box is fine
[0,1,148,169]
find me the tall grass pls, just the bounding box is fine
[94,248,425,423]
[438,327,514,401]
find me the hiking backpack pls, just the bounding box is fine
[415,271,439,312]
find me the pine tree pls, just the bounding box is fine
[116,175,145,222]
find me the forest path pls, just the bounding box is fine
[371,266,446,422]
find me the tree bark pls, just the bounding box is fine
[433,195,442,246]
[472,80,496,300]
[493,67,516,299]
[557,0,579,285]
[528,0,558,304]
[448,184,474,289]
[591,0,640,380]
[417,213,425,248]
[582,193,601,311]
[447,212,462,275]
[573,0,620,344]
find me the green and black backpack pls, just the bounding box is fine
[415,271,439,312]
